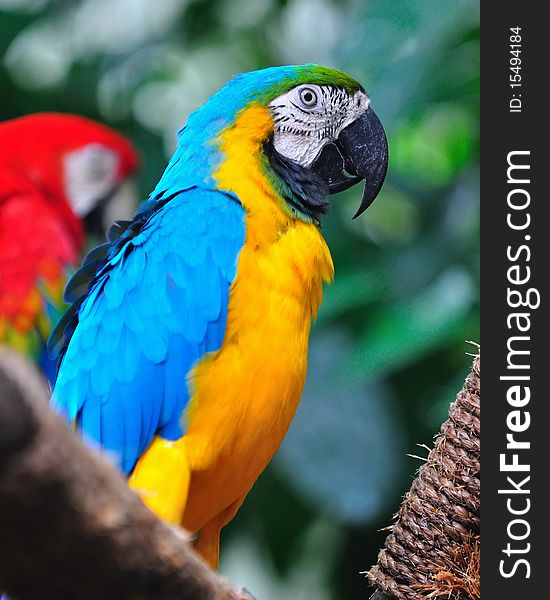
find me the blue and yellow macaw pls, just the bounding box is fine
[49,64,388,568]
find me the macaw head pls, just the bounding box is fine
[163,64,388,222]
[262,65,388,219]
[0,113,139,238]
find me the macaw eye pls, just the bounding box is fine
[298,87,319,108]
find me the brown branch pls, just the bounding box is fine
[0,349,250,600]
[367,352,480,600]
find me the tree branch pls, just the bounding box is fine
[0,349,250,600]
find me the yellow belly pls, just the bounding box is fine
[181,105,334,532]
[182,223,331,531]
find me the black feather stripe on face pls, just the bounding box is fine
[269,84,366,171]
[263,139,330,224]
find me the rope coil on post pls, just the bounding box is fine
[367,354,480,600]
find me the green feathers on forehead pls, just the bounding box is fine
[248,64,365,105]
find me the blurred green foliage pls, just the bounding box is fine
[0,0,479,598]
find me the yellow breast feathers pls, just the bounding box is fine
[180,105,334,532]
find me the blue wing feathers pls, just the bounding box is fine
[50,188,246,474]
[80,390,101,447]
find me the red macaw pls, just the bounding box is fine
[0,113,138,381]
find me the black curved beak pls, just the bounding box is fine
[310,107,388,219]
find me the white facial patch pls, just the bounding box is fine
[269,85,370,167]
[64,144,119,217]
